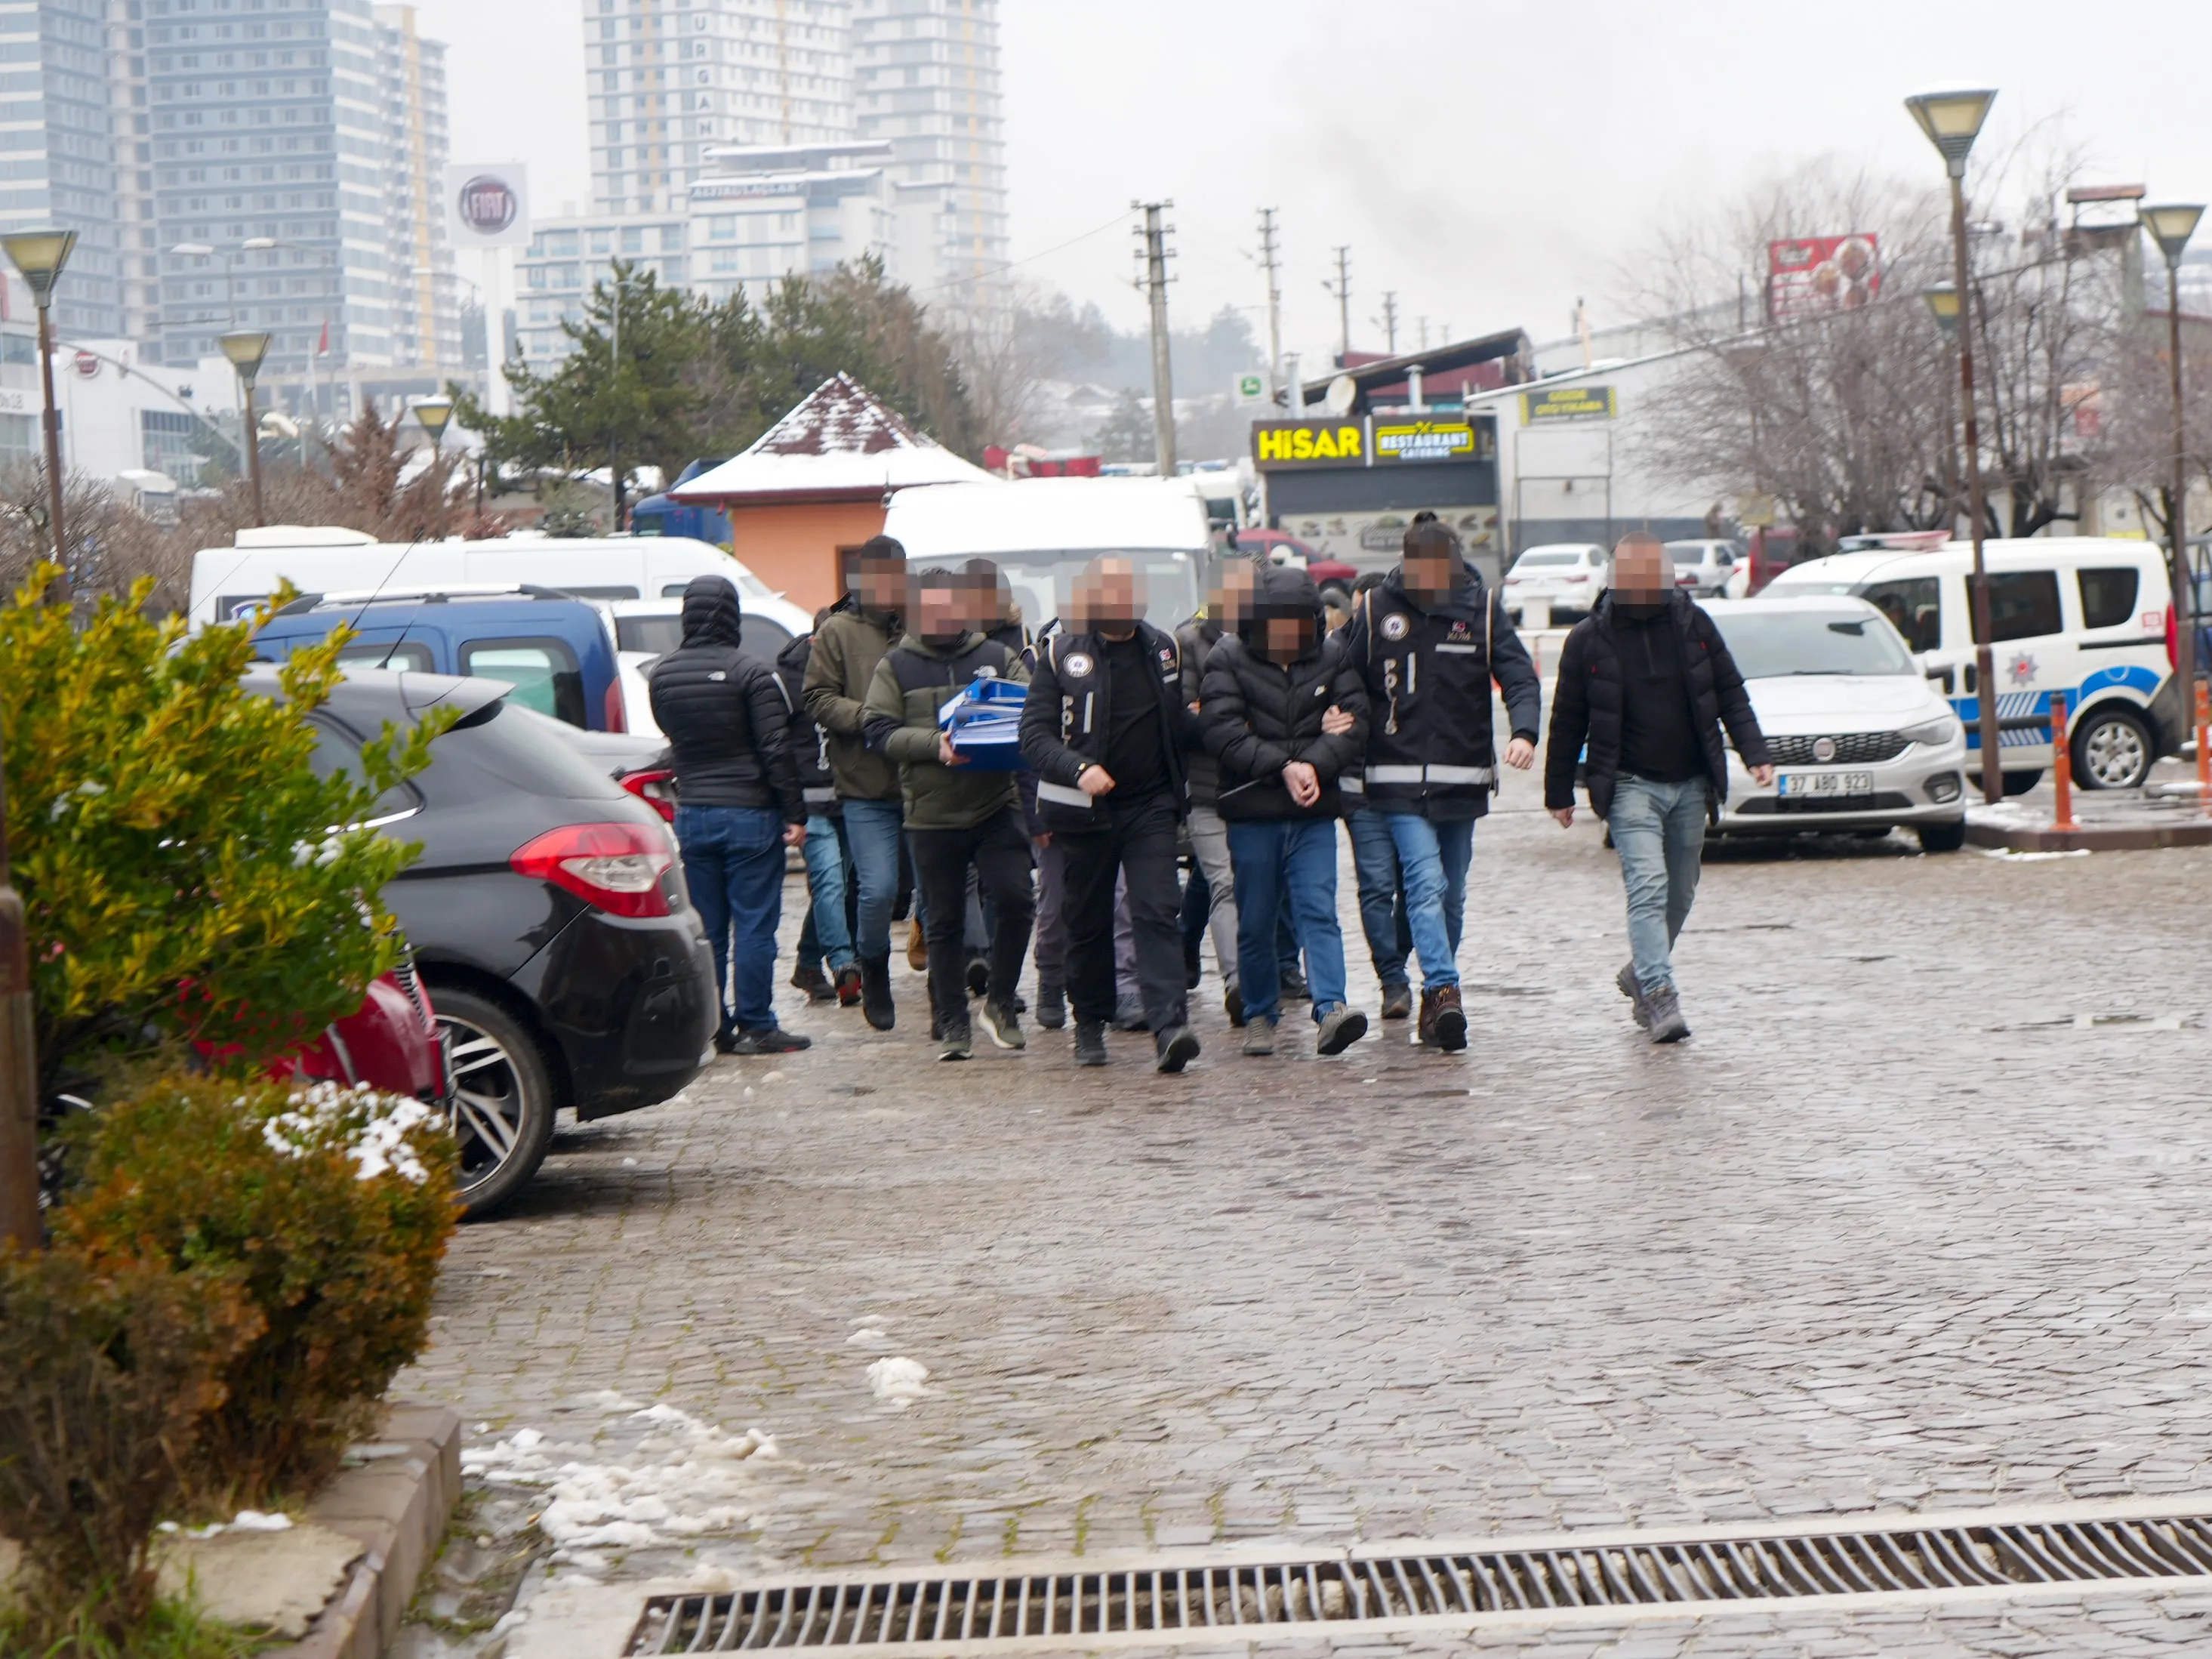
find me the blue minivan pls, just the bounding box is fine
[249,587,630,732]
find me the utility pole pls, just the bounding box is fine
[1376,291,1399,356]
[1321,245,1351,365]
[1254,207,1283,405]
[1135,201,1176,476]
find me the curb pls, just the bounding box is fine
[273,1402,464,1659]
[1964,818,2212,852]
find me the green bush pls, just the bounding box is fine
[0,1246,260,1645]
[0,563,445,1092]
[54,1072,458,1507]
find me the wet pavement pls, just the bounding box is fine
[395,760,2212,1657]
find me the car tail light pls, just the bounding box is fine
[602,677,627,733]
[620,767,678,823]
[1564,573,1589,584]
[510,822,673,917]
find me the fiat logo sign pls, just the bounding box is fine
[1812,736,1838,762]
[456,174,519,236]
[72,350,100,379]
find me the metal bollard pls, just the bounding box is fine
[2197,680,2210,818]
[2049,690,2077,833]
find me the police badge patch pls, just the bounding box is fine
[1064,652,1093,677]
[1381,612,1410,640]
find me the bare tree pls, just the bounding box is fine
[942,284,1110,449]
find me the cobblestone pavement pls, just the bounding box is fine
[397,761,2212,1657]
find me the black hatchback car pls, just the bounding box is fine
[251,666,719,1213]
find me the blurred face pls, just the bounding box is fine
[1262,614,1312,661]
[1612,538,1673,603]
[916,580,963,641]
[1089,558,1142,636]
[856,555,906,613]
[1213,561,1256,628]
[1403,550,1456,603]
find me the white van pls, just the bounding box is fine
[187,526,812,643]
[1761,538,2180,790]
[881,476,1210,630]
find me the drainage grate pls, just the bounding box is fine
[626,1504,2212,1651]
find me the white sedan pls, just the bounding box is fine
[1504,542,1607,624]
[1703,597,1970,852]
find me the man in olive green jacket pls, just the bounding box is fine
[861,564,1034,1061]
[803,536,907,1028]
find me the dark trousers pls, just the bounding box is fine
[908,807,1035,1032]
[1058,791,1187,1031]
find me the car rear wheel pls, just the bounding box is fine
[2072,707,2155,791]
[2001,768,2044,797]
[1916,820,1967,853]
[433,988,556,1220]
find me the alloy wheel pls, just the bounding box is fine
[2080,714,2150,789]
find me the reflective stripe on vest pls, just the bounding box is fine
[1366,763,1495,786]
[1037,780,1095,809]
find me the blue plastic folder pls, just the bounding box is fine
[937,677,1027,770]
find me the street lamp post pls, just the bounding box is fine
[412,395,454,455]
[1923,282,1961,517]
[220,329,273,526]
[1906,85,2004,805]
[2141,202,2204,729]
[0,230,69,1247]
[3,229,79,584]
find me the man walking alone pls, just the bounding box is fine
[1544,533,1773,1043]
[1344,519,1542,1050]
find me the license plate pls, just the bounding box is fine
[1779,771,1874,798]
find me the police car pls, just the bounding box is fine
[1759,538,2181,791]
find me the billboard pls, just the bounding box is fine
[1372,416,1486,463]
[444,163,531,249]
[1252,418,1365,468]
[1519,384,1616,425]
[1767,234,1881,319]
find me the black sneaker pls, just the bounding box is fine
[939,1022,973,1062]
[790,965,836,1004]
[732,1026,812,1055]
[966,956,990,999]
[858,954,895,1031]
[1154,1025,1200,1074]
[978,998,1026,1051]
[1035,982,1066,1030]
[1314,1004,1369,1056]
[713,1028,741,1056]
[1280,967,1311,1004]
[1224,984,1246,1028]
[1074,1019,1109,1067]
[1379,981,1413,1022]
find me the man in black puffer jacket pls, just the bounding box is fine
[649,575,810,1056]
[1545,534,1773,1044]
[1201,565,1371,1059]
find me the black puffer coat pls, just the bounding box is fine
[774,631,837,816]
[1544,588,1772,822]
[1175,612,1227,808]
[648,575,804,820]
[1200,568,1370,822]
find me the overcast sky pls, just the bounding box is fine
[412,0,2212,366]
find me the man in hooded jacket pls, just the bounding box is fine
[649,575,809,1055]
[1343,519,1542,1050]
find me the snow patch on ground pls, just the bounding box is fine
[866,1355,929,1408]
[460,1399,777,1555]
[156,1509,294,1540]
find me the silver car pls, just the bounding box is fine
[1504,542,1607,624]
[1664,538,1748,599]
[1703,597,1970,852]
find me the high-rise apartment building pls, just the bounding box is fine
[0,0,120,338]
[585,0,852,218]
[852,0,1006,300]
[142,0,454,390]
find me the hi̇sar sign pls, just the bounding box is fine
[1767,234,1881,320]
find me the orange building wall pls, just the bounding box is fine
[726,501,889,615]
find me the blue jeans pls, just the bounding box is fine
[800,815,855,973]
[675,803,787,1035]
[1351,811,1473,991]
[840,797,904,962]
[1226,819,1348,1025]
[1344,812,1415,988]
[1610,776,1708,996]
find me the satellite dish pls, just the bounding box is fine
[1323,375,1357,416]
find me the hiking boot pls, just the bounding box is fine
[1154,1024,1200,1074]
[1417,985,1467,1051]
[1113,994,1148,1032]
[1645,985,1691,1044]
[1242,1015,1277,1056]
[938,1021,973,1061]
[965,955,990,999]
[1074,1019,1109,1067]
[1616,961,1651,1030]
[834,964,864,1007]
[1379,980,1413,1022]
[1279,965,1311,1003]
[858,954,896,1031]
[906,919,929,972]
[790,964,836,1004]
[1034,982,1066,1030]
[979,998,1026,1051]
[1224,983,1246,1028]
[1315,1004,1369,1056]
[732,1026,812,1055]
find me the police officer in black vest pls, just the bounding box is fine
[1344,517,1542,1049]
[1018,557,1201,1072]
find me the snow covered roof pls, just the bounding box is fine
[670,373,998,505]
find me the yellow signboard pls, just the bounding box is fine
[1519,384,1617,424]
[1252,420,1364,467]
[1373,418,1480,463]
